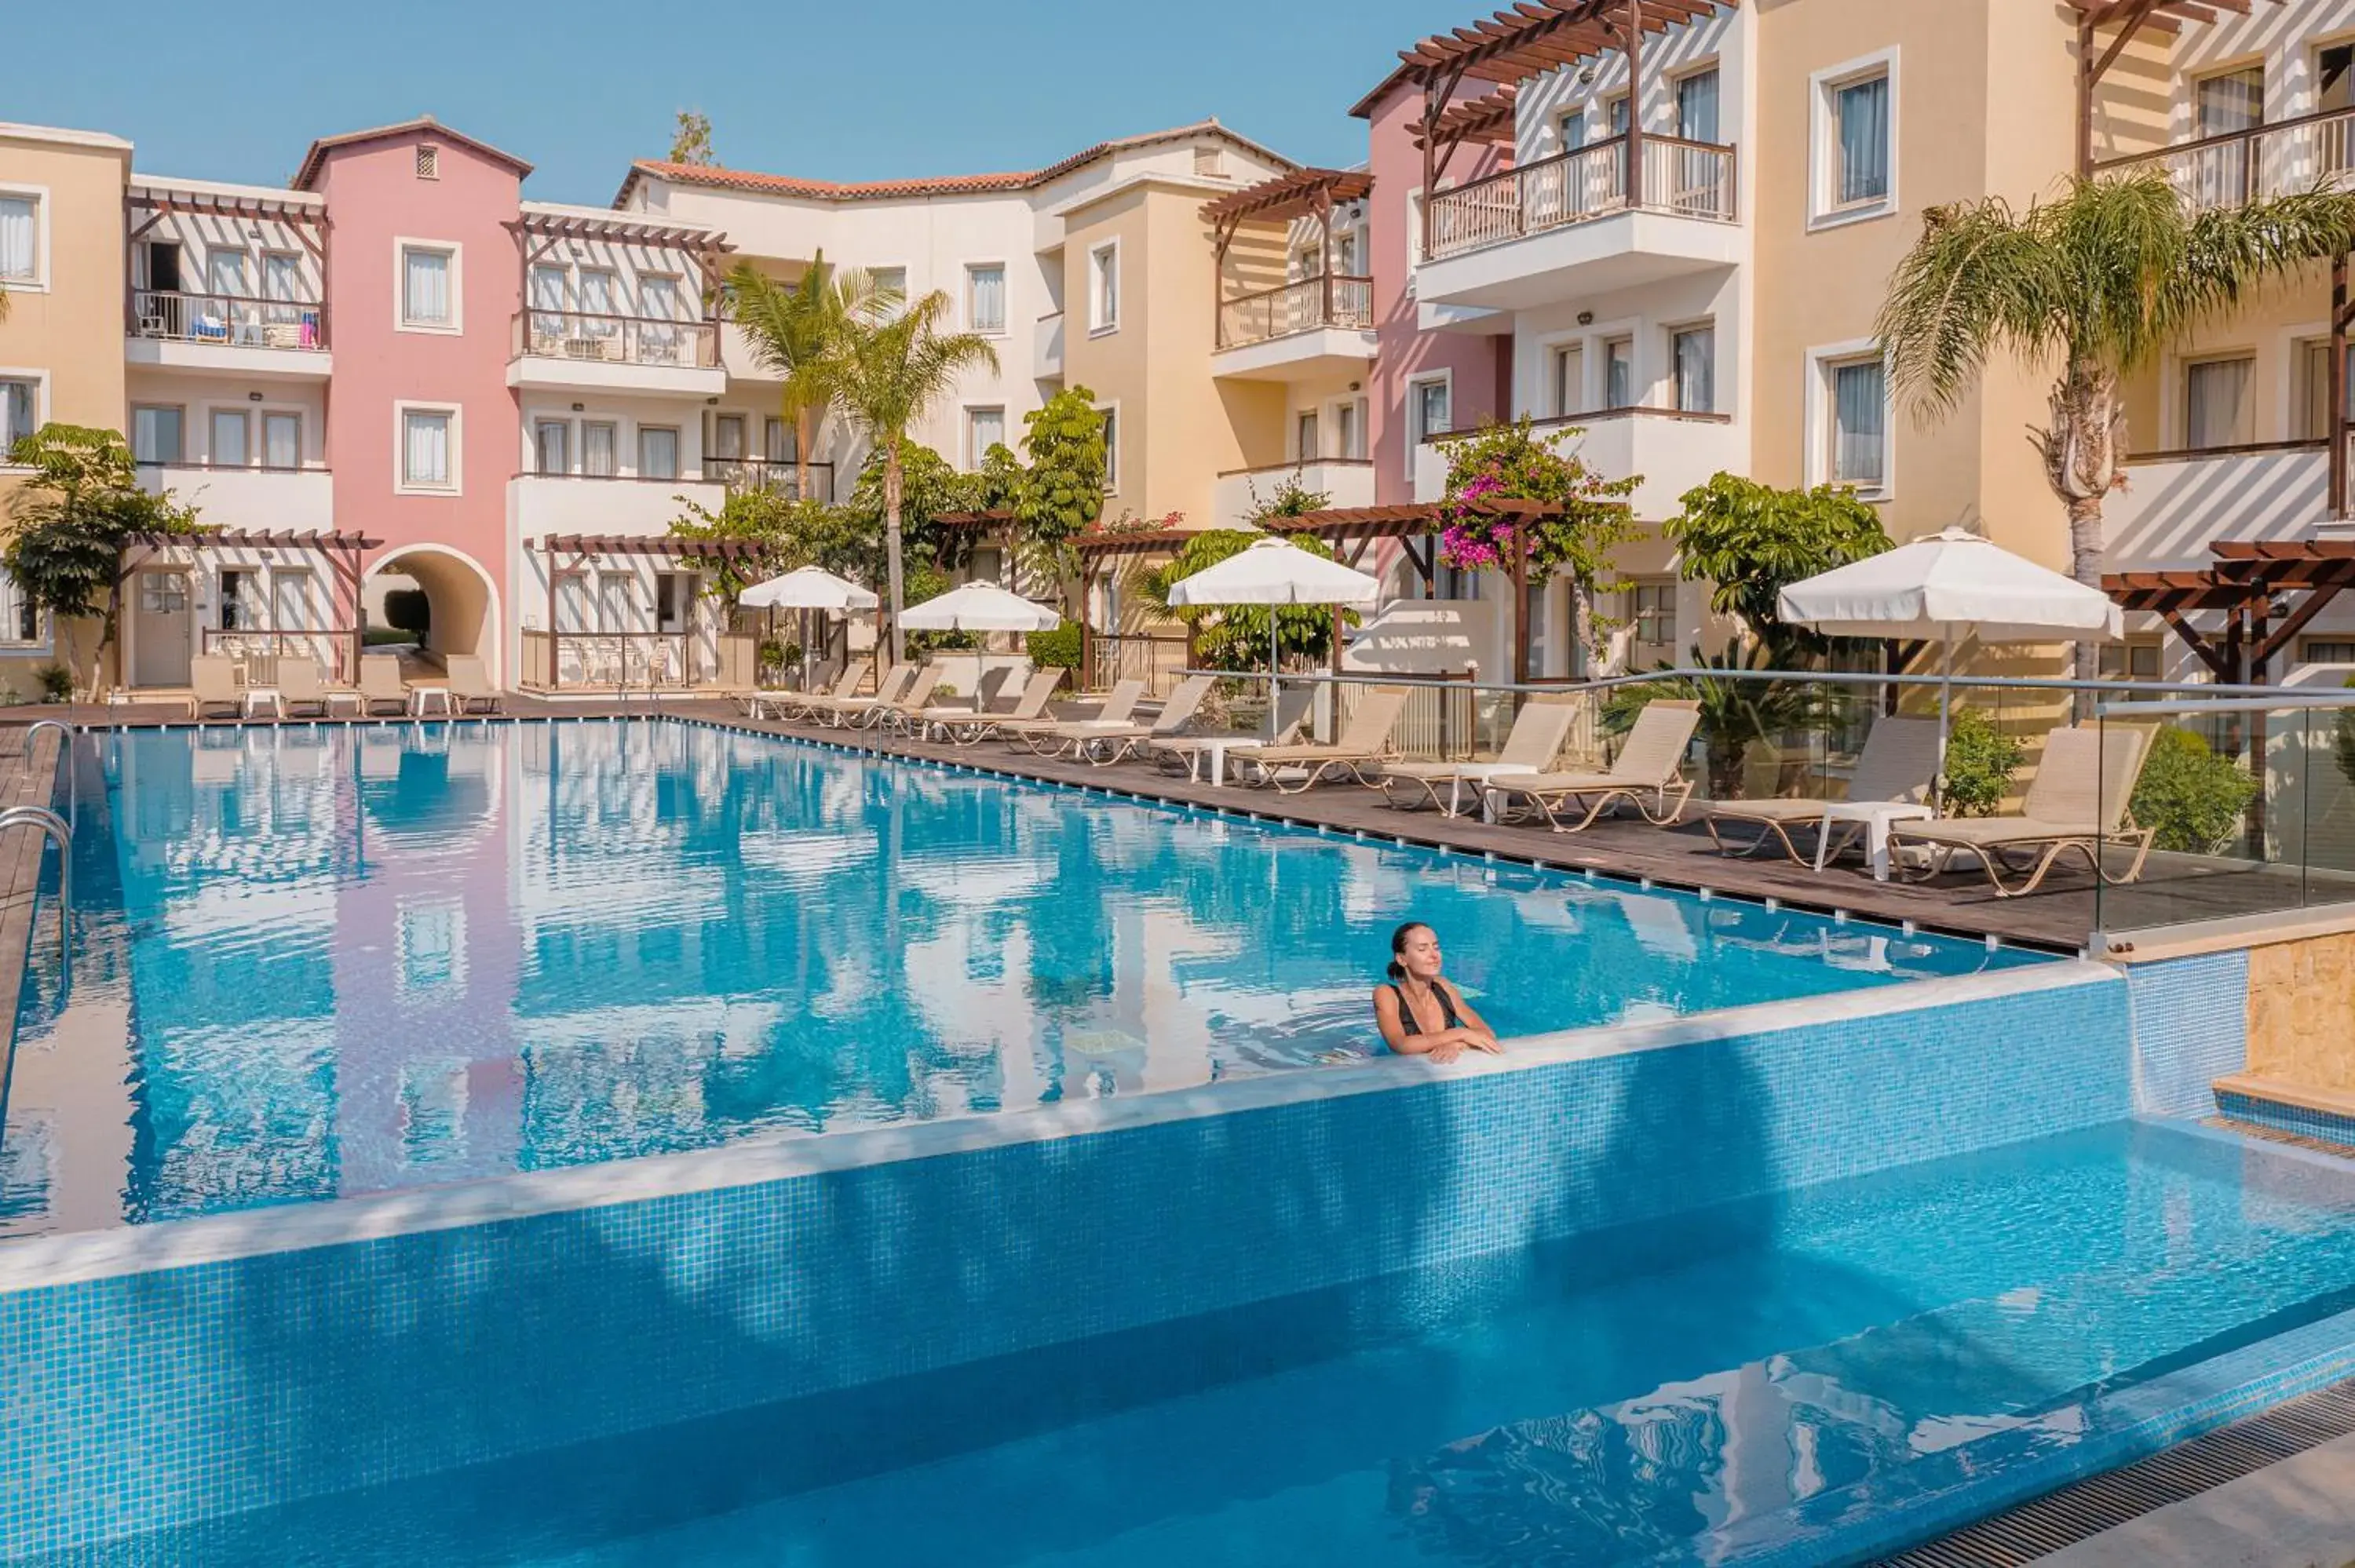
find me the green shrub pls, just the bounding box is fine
[1027,624,1083,669]
[1941,709,2023,817]
[34,664,72,703]
[383,589,431,636]
[2132,727,2258,854]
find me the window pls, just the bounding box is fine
[0,377,35,452]
[1673,326,1715,414]
[1835,75,1891,206]
[272,568,316,633]
[1677,67,1721,143]
[414,145,440,181]
[967,406,1005,467]
[0,570,38,644]
[1559,111,1587,151]
[577,269,616,334]
[1604,337,1634,407]
[2185,356,2255,450]
[870,265,907,301]
[140,240,182,295]
[1551,345,1584,415]
[710,414,746,461]
[2302,639,2355,664]
[132,405,184,465]
[535,419,569,475]
[1629,581,1676,647]
[401,408,455,489]
[1409,377,1451,476]
[765,417,794,464]
[1193,147,1226,178]
[2300,338,2355,439]
[582,421,618,477]
[655,572,698,634]
[262,412,301,470]
[1090,242,1119,333]
[218,568,256,631]
[1334,228,1363,275]
[400,245,455,330]
[638,425,680,480]
[1813,52,1897,224]
[640,275,682,322]
[1605,94,1630,136]
[1296,409,1320,461]
[1099,405,1119,490]
[262,253,302,321]
[0,193,38,285]
[397,904,465,997]
[1828,357,1888,487]
[967,264,1006,334]
[2100,642,2164,680]
[206,248,248,301]
[1336,399,1364,460]
[210,409,250,467]
[2196,64,2264,137]
[1407,189,1426,271]
[528,264,569,339]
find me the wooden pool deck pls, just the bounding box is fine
[19,696,2334,956]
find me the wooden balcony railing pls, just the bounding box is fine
[703,458,835,501]
[511,310,720,370]
[130,290,327,350]
[1426,135,1737,261]
[1215,275,1375,349]
[2095,105,2355,212]
[520,629,756,691]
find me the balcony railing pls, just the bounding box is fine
[1427,135,1737,261]
[703,458,834,501]
[130,290,327,350]
[2095,105,2355,213]
[520,629,756,691]
[510,310,720,370]
[1215,275,1375,350]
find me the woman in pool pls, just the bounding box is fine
[1373,921,1503,1063]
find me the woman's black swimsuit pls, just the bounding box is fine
[1389,981,1465,1037]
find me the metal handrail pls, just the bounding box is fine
[0,805,71,968]
[25,719,75,835]
[2095,692,2355,717]
[1193,666,2292,701]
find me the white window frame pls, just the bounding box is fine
[637,423,682,480]
[1330,396,1367,461]
[1088,239,1121,335]
[1407,371,1454,479]
[1808,47,1900,232]
[964,261,1009,337]
[0,184,51,293]
[0,367,49,464]
[0,565,49,651]
[1804,337,1893,499]
[964,403,1007,469]
[259,407,305,470]
[2181,349,2259,450]
[1097,399,1121,492]
[1406,188,1426,277]
[131,403,188,466]
[865,262,911,320]
[393,239,462,334]
[393,402,462,494]
[1668,319,1718,415]
[206,404,253,468]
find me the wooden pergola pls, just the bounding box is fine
[1200,169,1376,344]
[124,183,331,344]
[505,211,735,327]
[122,527,382,682]
[2067,0,2287,177]
[2106,540,2355,685]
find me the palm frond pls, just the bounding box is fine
[1875,195,2059,419]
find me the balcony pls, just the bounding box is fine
[125,291,332,380]
[1210,277,1378,382]
[508,472,726,538]
[1418,137,1741,310]
[2104,439,2338,571]
[1212,459,1375,527]
[1036,311,1065,379]
[1414,407,1741,515]
[2097,107,2355,214]
[704,458,836,504]
[507,311,726,398]
[137,462,334,531]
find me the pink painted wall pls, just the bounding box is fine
[1363,83,1511,507]
[307,128,520,657]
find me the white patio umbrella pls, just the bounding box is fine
[1776,526,2123,759]
[900,581,1062,633]
[739,567,879,688]
[1163,537,1382,724]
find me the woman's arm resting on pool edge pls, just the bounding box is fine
[1373,987,1505,1063]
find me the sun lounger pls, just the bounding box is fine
[1703,716,1943,864]
[923,667,1064,744]
[1233,684,1414,795]
[814,664,914,727]
[357,655,409,717]
[753,664,860,721]
[189,655,241,720]
[1483,698,1701,832]
[866,665,947,733]
[1886,725,2158,898]
[1061,674,1218,766]
[1150,687,1309,775]
[1381,694,1580,815]
[999,679,1148,756]
[276,659,331,718]
[444,655,503,715]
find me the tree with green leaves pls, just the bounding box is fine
[1878,170,2355,682]
[3,424,199,687]
[669,111,715,167]
[1665,473,1889,657]
[828,289,1000,660]
[725,252,889,501]
[1013,387,1106,587]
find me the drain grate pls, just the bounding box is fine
[1874,1377,2355,1566]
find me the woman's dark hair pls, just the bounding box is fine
[1387,921,1433,981]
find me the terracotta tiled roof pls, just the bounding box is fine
[613,120,1297,210]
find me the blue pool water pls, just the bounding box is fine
[0,720,2040,1235]
[31,1118,2355,1566]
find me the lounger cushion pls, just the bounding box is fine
[1706,798,1841,823]
[1490,771,1623,795]
[1892,816,2103,848]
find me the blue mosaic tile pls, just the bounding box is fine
[2218,1089,2355,1150]
[2126,950,2248,1118]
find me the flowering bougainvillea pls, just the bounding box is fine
[1434,417,1640,664]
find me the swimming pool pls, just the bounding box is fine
[0,719,2042,1235]
[28,1118,2355,1566]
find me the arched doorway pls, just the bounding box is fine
[362,545,503,687]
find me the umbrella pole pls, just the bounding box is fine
[1937,630,1954,791]
[1269,617,1280,741]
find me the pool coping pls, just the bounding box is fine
[0,957,2116,1294]
[0,727,63,1131]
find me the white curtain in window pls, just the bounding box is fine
[2186,358,2254,450]
[765,417,794,463]
[1674,329,1715,414]
[969,408,1005,464]
[2196,67,2264,137]
[597,573,639,633]
[1297,411,1320,461]
[0,196,34,281]
[264,253,300,302]
[133,405,182,464]
[1605,343,1634,408]
[404,411,451,485]
[1416,381,1451,441]
[1338,401,1363,459]
[1678,70,1720,143]
[536,421,568,474]
[583,423,617,476]
[640,276,680,322]
[530,265,568,336]
[638,427,678,479]
[1832,361,1886,484]
[210,410,250,466]
[555,574,595,634]
[208,251,247,302]
[272,571,314,632]
[0,570,32,644]
[969,266,1005,332]
[263,413,299,469]
[1836,77,1891,205]
[404,250,450,323]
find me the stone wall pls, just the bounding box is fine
[2247,933,2355,1092]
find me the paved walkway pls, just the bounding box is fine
[2035,1432,2355,1566]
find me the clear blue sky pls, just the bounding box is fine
[20,0,1448,206]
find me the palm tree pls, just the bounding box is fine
[724,251,887,500]
[1877,170,2355,682]
[829,289,999,661]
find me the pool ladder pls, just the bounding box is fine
[0,806,70,971]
